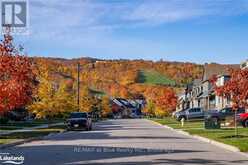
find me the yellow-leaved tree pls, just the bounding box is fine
[28,69,77,119]
[101,96,111,117]
[79,86,97,113]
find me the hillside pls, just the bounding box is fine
[137,70,176,86]
[32,57,205,99]
[32,57,243,102]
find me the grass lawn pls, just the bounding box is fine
[186,128,248,152]
[0,125,66,145]
[0,139,20,145]
[137,70,176,86]
[0,126,23,130]
[152,117,204,130]
[1,119,64,128]
[151,117,248,152]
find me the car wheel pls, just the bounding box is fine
[178,116,186,121]
[242,119,248,128]
[86,126,89,131]
[212,117,219,123]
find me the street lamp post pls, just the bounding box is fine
[76,62,95,112]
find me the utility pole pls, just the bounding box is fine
[77,63,80,112]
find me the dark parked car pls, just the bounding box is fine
[176,108,204,121]
[65,112,92,131]
[207,107,245,122]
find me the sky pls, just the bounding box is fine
[13,0,248,64]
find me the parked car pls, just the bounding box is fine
[6,108,28,121]
[174,110,186,120]
[237,112,248,127]
[176,108,204,121]
[65,112,92,131]
[172,111,178,118]
[207,107,245,122]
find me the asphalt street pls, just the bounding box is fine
[1,119,248,165]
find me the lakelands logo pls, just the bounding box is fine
[1,0,29,35]
[0,153,24,164]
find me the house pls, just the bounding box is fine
[177,63,239,111]
[215,75,232,110]
[241,60,248,69]
[240,60,248,112]
[111,98,140,118]
[176,94,186,111]
[176,79,201,111]
[200,63,240,110]
[189,79,202,109]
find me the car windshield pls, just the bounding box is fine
[221,108,245,113]
[69,113,87,118]
[220,108,231,113]
[238,108,245,113]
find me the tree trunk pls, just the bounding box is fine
[234,110,238,137]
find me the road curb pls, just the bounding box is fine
[191,134,240,152]
[147,119,248,157]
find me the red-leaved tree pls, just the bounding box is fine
[211,68,248,135]
[0,33,36,116]
[211,69,248,110]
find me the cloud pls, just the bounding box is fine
[16,0,248,59]
[28,0,248,38]
[125,0,248,25]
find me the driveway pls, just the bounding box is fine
[1,119,248,165]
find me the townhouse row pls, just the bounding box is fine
[177,60,248,112]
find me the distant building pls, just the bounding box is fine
[241,60,248,69]
[112,98,141,118]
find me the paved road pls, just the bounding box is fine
[1,119,248,165]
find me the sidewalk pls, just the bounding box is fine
[0,122,64,135]
[148,119,248,158]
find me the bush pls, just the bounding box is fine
[154,107,170,118]
[0,117,9,124]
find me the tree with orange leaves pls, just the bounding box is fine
[0,33,36,116]
[155,87,178,117]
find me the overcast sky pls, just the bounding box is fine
[14,0,248,64]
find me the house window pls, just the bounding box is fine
[227,96,231,105]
